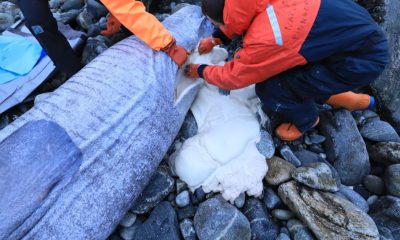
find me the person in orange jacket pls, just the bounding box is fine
[185,0,389,141]
[99,0,188,67]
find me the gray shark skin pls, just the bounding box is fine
[0,6,212,239]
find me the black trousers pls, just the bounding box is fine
[255,29,389,133]
[16,0,82,77]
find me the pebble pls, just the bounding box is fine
[0,12,14,31]
[292,162,339,192]
[119,220,142,240]
[179,111,198,139]
[307,144,324,154]
[276,233,291,240]
[60,0,85,12]
[384,164,400,197]
[287,219,315,240]
[362,175,385,195]
[119,212,137,228]
[367,195,379,206]
[256,128,275,158]
[234,193,246,208]
[309,134,326,144]
[369,142,400,166]
[280,145,302,167]
[178,205,196,220]
[87,0,108,19]
[176,190,190,208]
[179,219,196,240]
[360,119,400,142]
[337,185,369,213]
[369,196,400,240]
[272,209,294,221]
[263,187,282,210]
[266,156,296,186]
[175,179,187,194]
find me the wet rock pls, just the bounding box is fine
[134,202,180,240]
[242,198,279,240]
[360,119,400,142]
[234,193,246,208]
[87,0,108,19]
[265,156,295,186]
[180,111,198,139]
[319,110,370,186]
[278,181,379,240]
[280,145,301,167]
[194,197,251,240]
[369,196,400,240]
[263,187,282,210]
[119,220,142,240]
[0,12,13,31]
[179,219,196,240]
[292,162,339,192]
[369,142,400,166]
[176,190,190,208]
[61,0,84,12]
[272,209,294,221]
[384,164,400,197]
[337,185,369,213]
[81,36,109,65]
[119,212,137,228]
[76,9,95,30]
[287,219,315,240]
[256,128,275,158]
[131,167,175,214]
[363,175,385,195]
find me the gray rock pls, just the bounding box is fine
[176,179,187,194]
[369,196,400,240]
[266,156,296,186]
[256,128,275,158]
[280,145,302,167]
[309,134,326,144]
[176,190,190,208]
[367,195,379,206]
[81,36,109,65]
[242,198,279,240]
[276,233,291,240]
[87,0,108,19]
[76,9,95,30]
[49,0,64,10]
[0,12,13,31]
[119,212,137,228]
[363,175,385,195]
[272,209,294,221]
[280,227,290,235]
[178,205,196,220]
[179,219,196,240]
[119,220,142,240]
[191,187,206,205]
[337,185,369,213]
[292,162,339,192]
[370,0,400,133]
[369,142,400,166]
[287,219,315,240]
[134,202,180,240]
[131,167,175,214]
[319,110,370,185]
[60,0,84,12]
[379,227,396,240]
[234,193,246,208]
[360,120,400,142]
[384,164,400,197]
[278,181,379,240]
[54,9,82,24]
[0,1,20,19]
[263,187,282,210]
[194,197,251,240]
[180,111,198,139]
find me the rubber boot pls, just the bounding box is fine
[276,117,320,141]
[326,92,375,111]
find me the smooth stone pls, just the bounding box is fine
[272,209,294,221]
[280,145,302,167]
[194,196,251,240]
[287,219,315,240]
[178,205,196,220]
[319,110,370,186]
[234,193,246,208]
[353,185,372,200]
[76,9,95,30]
[119,220,142,240]
[0,1,20,19]
[176,179,187,194]
[384,164,400,197]
[81,36,109,65]
[191,187,206,205]
[360,120,400,142]
[307,144,325,154]
[363,175,385,195]
[369,142,400,166]
[379,227,396,240]
[87,0,108,19]
[60,0,84,12]
[337,185,369,213]
[53,9,82,23]
[119,212,137,228]
[131,167,175,214]
[176,190,190,208]
[278,181,379,239]
[0,12,13,31]
[276,233,291,240]
[263,187,282,210]
[304,135,312,145]
[180,111,198,140]
[292,162,339,192]
[369,196,400,240]
[49,0,63,9]
[309,134,326,144]
[280,227,290,235]
[256,128,275,158]
[265,156,296,186]
[134,202,180,240]
[367,195,379,206]
[179,219,196,240]
[242,198,279,240]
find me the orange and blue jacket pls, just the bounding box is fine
[99,0,173,51]
[200,0,383,90]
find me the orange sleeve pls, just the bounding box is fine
[203,45,306,90]
[100,0,173,51]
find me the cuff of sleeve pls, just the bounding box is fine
[212,28,232,45]
[197,64,208,79]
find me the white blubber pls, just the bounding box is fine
[172,46,268,202]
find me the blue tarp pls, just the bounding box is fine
[0,36,45,84]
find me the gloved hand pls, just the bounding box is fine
[162,39,189,68]
[101,14,121,36]
[184,64,200,78]
[198,37,222,54]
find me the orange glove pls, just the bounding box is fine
[198,37,222,55]
[184,64,200,78]
[162,39,189,68]
[101,14,121,35]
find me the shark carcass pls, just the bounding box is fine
[0,6,212,239]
